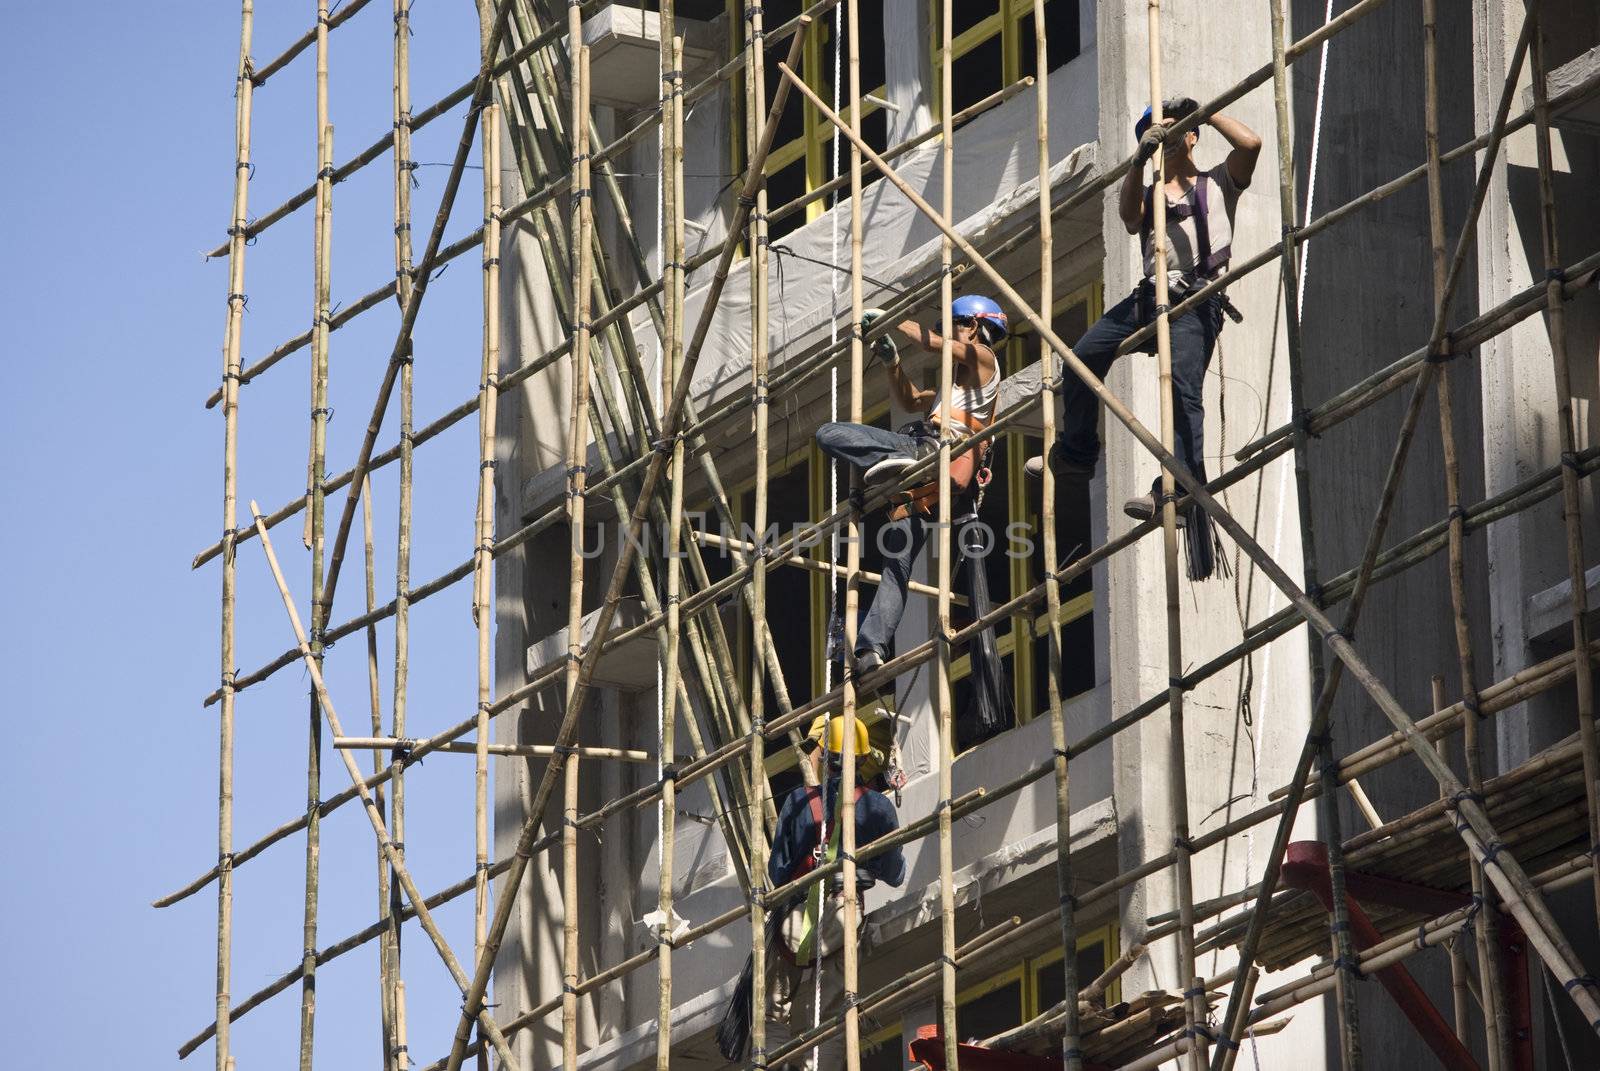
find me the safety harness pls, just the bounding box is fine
[782,782,868,967]
[888,392,999,523]
[1140,173,1232,281]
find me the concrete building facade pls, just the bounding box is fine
[490,2,1600,1067]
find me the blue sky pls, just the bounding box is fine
[0,3,522,1066]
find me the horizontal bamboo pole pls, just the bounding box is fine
[694,529,967,606]
[332,736,654,762]
[249,0,372,87]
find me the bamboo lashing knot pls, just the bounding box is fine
[935,953,959,971]
[1213,1035,1240,1052]
[738,193,759,210]
[1167,675,1187,691]
[1307,728,1333,748]
[1561,450,1583,474]
[1052,747,1070,760]
[1478,839,1508,871]
[660,762,681,784]
[1063,1048,1088,1060]
[227,292,249,310]
[1331,954,1365,980]
[482,256,500,271]
[1448,787,1484,809]
[478,457,497,470]
[1292,405,1322,438]
[1182,984,1207,1000]
[1180,1023,1216,1041]
[1173,833,1195,853]
[235,160,254,177]
[1563,976,1599,993]
[317,165,337,182]
[311,406,335,421]
[1414,923,1431,950]
[1547,266,1567,283]
[652,431,682,455]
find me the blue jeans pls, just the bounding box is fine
[1058,287,1224,490]
[815,422,932,658]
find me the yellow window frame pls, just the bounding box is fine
[929,0,1066,116]
[953,920,1121,1028]
[730,4,890,230]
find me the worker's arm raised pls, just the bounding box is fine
[886,359,935,411]
[894,320,998,390]
[1208,111,1262,189]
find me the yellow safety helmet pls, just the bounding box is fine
[804,714,872,758]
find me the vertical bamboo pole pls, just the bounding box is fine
[746,2,773,1065]
[214,5,254,1070]
[654,22,684,1067]
[1432,675,1475,1047]
[361,476,395,1071]
[564,26,594,1069]
[836,2,866,1069]
[1261,2,1364,1067]
[387,0,416,1061]
[1031,6,1081,1068]
[1142,6,1204,1067]
[1527,0,1600,937]
[299,3,334,1060]
[471,6,503,1056]
[1424,5,1509,1066]
[935,4,959,1066]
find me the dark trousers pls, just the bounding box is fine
[815,422,932,658]
[1057,287,1224,490]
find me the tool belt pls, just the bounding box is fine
[887,410,992,522]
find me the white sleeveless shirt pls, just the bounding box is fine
[926,364,1000,423]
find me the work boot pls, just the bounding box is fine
[1123,495,1187,527]
[1023,441,1096,481]
[852,647,885,676]
[863,455,916,485]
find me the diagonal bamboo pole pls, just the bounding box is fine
[249,0,372,88]
[1141,10,1204,1066]
[933,4,958,1066]
[782,59,1600,1034]
[1526,0,1600,935]
[440,25,813,1071]
[246,502,520,1067]
[361,480,396,1071]
[212,5,253,1070]
[1030,4,1082,1066]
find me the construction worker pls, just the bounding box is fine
[763,713,906,1068]
[814,296,1007,674]
[1026,96,1260,533]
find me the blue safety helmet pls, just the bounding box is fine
[950,294,1008,345]
[1134,96,1200,141]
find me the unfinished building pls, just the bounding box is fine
[171,0,1600,1069]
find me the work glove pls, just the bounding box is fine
[1135,123,1166,166]
[860,307,898,366]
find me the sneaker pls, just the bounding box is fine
[852,648,885,676]
[1023,442,1096,481]
[1123,495,1187,527]
[863,456,916,485]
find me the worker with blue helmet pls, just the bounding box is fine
[1025,94,1262,580]
[812,295,1006,676]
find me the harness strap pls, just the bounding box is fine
[1141,175,1231,280]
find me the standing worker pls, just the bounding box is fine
[1026,96,1260,578]
[719,713,906,1067]
[814,296,1007,673]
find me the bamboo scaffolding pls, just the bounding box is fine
[212,5,254,1071]
[334,737,654,761]
[783,61,1600,1033]
[181,622,1600,1064]
[1433,676,1476,1048]
[1527,0,1600,937]
[182,7,1600,1068]
[245,502,520,1067]
[361,478,394,1071]
[1140,8,1204,1066]
[296,4,334,1059]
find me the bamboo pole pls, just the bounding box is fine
[1140,10,1205,1067]
[653,15,681,1065]
[1031,3,1080,1065]
[561,23,594,1068]
[781,61,1600,1032]
[1432,676,1475,1046]
[249,0,372,88]
[361,479,395,1071]
[471,13,503,1059]
[933,4,959,1066]
[245,502,520,1067]
[696,530,967,604]
[335,737,654,761]
[297,6,333,1056]
[440,25,812,1071]
[1251,3,1363,1068]
[1424,5,1508,1066]
[1526,0,1600,938]
[386,0,415,1057]
[746,1,774,1064]
[212,5,253,1070]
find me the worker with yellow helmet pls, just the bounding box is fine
[717,714,905,1065]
